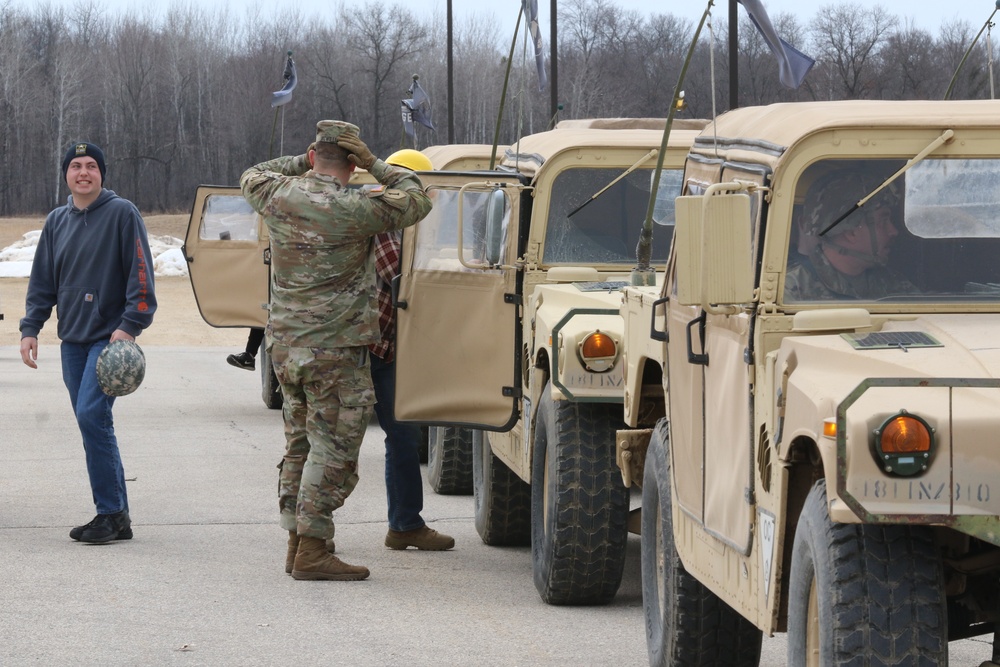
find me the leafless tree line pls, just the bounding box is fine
[0,0,992,216]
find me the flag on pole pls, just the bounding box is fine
[271,52,297,107]
[407,77,435,130]
[521,0,548,90]
[737,0,815,89]
[401,100,417,142]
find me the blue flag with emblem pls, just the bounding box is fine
[271,53,297,107]
[407,77,435,131]
[737,0,814,89]
[521,0,548,91]
[401,100,417,142]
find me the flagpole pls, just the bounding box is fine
[447,0,455,143]
[549,0,558,126]
[729,0,739,109]
[632,0,715,285]
[268,110,280,160]
[268,50,295,159]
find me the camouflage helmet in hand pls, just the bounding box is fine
[96,339,146,397]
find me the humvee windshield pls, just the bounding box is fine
[784,158,1000,305]
[543,167,681,265]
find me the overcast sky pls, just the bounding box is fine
[459,0,995,41]
[17,0,998,44]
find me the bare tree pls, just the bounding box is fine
[0,0,986,216]
[809,3,897,99]
[937,20,991,100]
[340,2,428,154]
[878,19,938,100]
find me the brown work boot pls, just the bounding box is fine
[385,525,455,551]
[291,536,369,581]
[286,532,337,575]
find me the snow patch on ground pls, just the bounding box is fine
[0,231,186,278]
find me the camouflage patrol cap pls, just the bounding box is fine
[315,120,360,144]
[96,339,146,397]
[804,166,901,238]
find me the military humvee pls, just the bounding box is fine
[391,119,705,605]
[618,100,1000,664]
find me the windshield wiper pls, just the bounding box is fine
[566,148,658,218]
[818,129,955,237]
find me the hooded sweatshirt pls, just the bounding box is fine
[20,189,156,343]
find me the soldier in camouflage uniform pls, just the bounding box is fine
[241,121,432,581]
[784,166,917,302]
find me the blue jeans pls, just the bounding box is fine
[61,340,129,516]
[370,353,424,532]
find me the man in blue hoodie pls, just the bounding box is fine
[19,142,157,544]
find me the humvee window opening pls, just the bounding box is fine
[414,187,508,272]
[784,157,1000,304]
[543,168,681,265]
[201,195,258,241]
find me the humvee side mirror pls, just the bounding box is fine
[675,190,754,308]
[484,187,506,266]
[457,183,508,270]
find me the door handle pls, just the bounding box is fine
[685,312,708,366]
[650,296,668,342]
[391,274,407,310]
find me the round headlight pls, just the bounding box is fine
[578,331,617,372]
[872,411,934,477]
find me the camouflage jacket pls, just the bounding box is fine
[784,246,917,302]
[240,155,432,348]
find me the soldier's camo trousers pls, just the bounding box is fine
[270,344,375,539]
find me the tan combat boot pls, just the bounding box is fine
[285,532,336,574]
[291,536,369,581]
[385,525,455,551]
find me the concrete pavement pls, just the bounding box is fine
[1,346,994,666]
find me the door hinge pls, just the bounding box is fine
[504,293,521,305]
[502,386,522,398]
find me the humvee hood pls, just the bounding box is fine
[781,314,1000,400]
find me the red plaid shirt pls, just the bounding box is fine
[368,231,401,362]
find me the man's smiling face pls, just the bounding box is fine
[66,156,102,199]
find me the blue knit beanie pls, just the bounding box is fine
[62,142,107,182]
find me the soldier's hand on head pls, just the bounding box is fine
[338,135,377,170]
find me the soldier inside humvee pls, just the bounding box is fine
[785,162,916,301]
[785,157,1000,303]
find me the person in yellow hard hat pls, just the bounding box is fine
[383,149,432,172]
[369,149,455,551]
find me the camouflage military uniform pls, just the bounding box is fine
[241,121,432,540]
[784,245,916,301]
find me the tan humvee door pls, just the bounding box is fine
[394,172,526,431]
[184,185,269,328]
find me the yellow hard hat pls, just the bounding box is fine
[385,149,433,171]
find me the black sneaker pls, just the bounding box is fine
[74,512,133,544]
[227,352,255,371]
